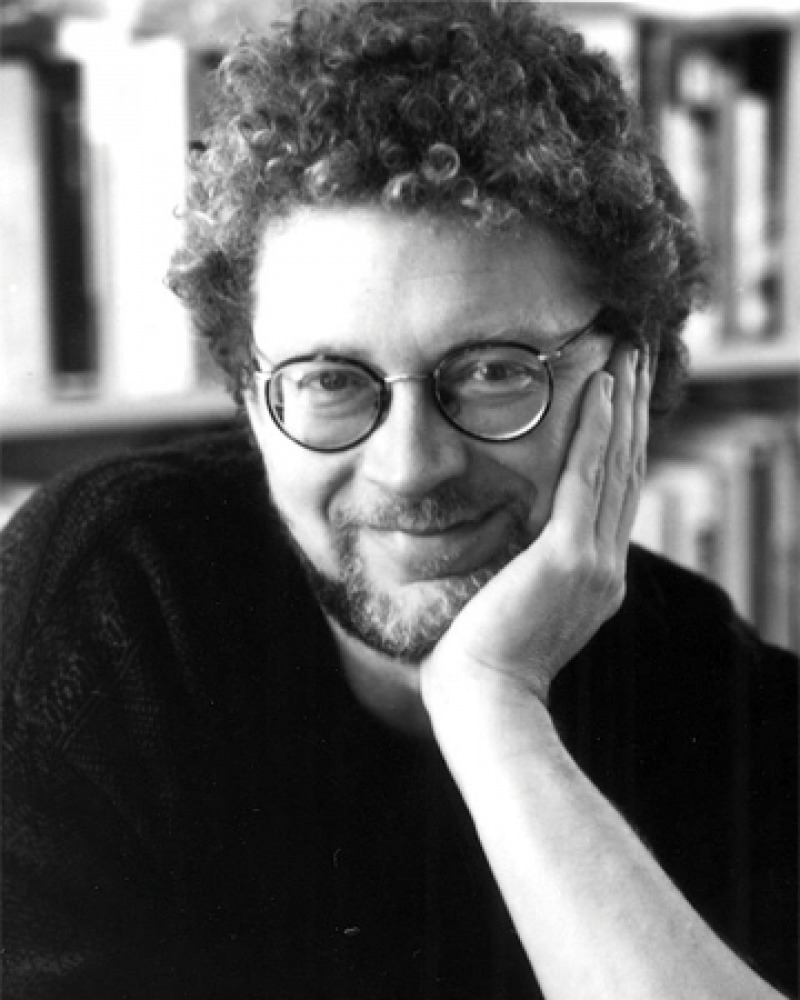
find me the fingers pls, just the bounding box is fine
[596,342,651,553]
[595,345,634,546]
[543,339,651,564]
[545,368,614,549]
[617,347,651,548]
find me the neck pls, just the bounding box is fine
[327,617,433,739]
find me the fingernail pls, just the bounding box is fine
[630,349,639,375]
[603,373,615,401]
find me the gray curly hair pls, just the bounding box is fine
[167,0,708,411]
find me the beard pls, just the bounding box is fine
[273,484,532,663]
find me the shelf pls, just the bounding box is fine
[689,340,800,380]
[630,2,800,21]
[1,341,796,441]
[0,389,237,440]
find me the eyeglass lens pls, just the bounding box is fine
[266,347,551,451]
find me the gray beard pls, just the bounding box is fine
[276,494,530,663]
[301,550,495,662]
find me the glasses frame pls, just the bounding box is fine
[251,315,601,453]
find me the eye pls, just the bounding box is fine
[296,368,372,396]
[448,357,538,394]
[303,370,360,392]
[278,364,378,418]
[467,360,533,384]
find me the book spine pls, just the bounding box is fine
[39,57,98,395]
[641,26,786,351]
[0,60,52,408]
[640,415,799,654]
[57,21,193,400]
[780,23,800,336]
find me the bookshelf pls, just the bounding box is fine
[0,3,242,496]
[0,390,235,439]
[604,4,800,654]
[1,3,798,649]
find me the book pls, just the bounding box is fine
[634,459,721,583]
[640,25,786,351]
[664,460,721,582]
[651,414,799,648]
[0,60,52,410]
[56,20,194,400]
[631,470,668,555]
[748,418,799,651]
[674,44,740,346]
[730,90,773,342]
[779,22,800,337]
[38,56,98,395]
[658,99,724,354]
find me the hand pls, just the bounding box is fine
[421,342,652,708]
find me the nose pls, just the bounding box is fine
[359,379,470,495]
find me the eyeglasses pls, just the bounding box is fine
[251,316,599,453]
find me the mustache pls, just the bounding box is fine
[331,483,530,533]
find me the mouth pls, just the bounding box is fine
[358,507,519,583]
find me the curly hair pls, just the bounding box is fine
[167,0,708,412]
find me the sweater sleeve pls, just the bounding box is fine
[1,459,288,999]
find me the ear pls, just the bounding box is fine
[243,381,271,450]
[243,387,260,426]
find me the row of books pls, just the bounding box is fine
[1,12,798,415]
[632,413,799,654]
[1,18,196,410]
[640,21,800,357]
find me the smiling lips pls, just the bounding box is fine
[359,508,516,582]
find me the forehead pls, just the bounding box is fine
[252,207,598,360]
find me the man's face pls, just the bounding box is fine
[247,207,611,661]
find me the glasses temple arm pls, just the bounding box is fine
[538,315,601,362]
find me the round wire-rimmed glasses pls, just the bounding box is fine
[251,315,600,453]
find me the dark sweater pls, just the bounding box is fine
[2,429,797,999]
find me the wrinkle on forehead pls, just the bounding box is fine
[254,206,600,358]
[261,204,587,280]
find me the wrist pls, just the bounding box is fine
[421,658,563,767]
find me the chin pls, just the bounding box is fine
[271,495,529,662]
[309,550,499,662]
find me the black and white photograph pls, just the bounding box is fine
[1,2,798,997]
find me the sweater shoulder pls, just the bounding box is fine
[622,542,798,688]
[4,425,261,539]
[1,426,267,672]
[2,424,262,554]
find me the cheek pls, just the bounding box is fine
[267,458,347,572]
[249,408,352,571]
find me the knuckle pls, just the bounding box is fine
[593,461,606,495]
[590,549,625,590]
[593,553,616,589]
[613,446,632,479]
[580,445,607,492]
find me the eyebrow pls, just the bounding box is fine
[476,314,601,355]
[252,313,601,368]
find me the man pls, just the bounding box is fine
[2,3,796,998]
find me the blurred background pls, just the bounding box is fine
[1,0,798,650]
